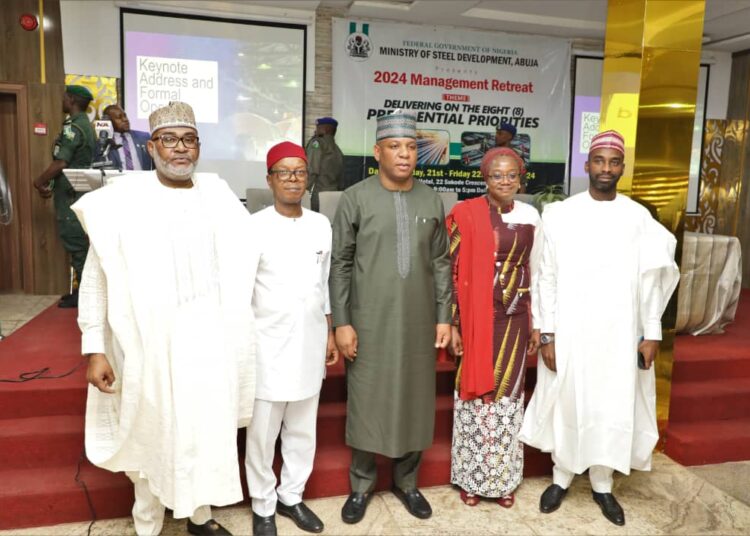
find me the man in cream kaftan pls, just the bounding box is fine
[75,102,255,536]
[520,130,679,526]
[245,142,338,536]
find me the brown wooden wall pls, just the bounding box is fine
[0,0,65,83]
[0,0,68,293]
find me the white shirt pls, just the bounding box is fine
[251,206,332,402]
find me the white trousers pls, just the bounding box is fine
[551,455,614,493]
[126,472,212,536]
[245,394,320,517]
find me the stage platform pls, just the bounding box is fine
[1,291,748,530]
[665,289,750,466]
[0,304,551,529]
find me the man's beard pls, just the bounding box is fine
[153,152,196,181]
[589,172,620,193]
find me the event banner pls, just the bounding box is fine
[332,18,571,197]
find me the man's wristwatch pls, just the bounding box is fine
[540,333,555,345]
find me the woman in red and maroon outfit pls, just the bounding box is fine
[447,147,542,508]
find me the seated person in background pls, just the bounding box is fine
[103,104,153,170]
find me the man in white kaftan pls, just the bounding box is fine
[245,142,339,536]
[520,130,680,526]
[75,102,255,536]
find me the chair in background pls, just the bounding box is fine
[439,191,459,215]
[246,188,310,214]
[514,193,536,206]
[318,191,342,222]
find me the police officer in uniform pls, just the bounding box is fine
[305,117,344,211]
[34,85,96,308]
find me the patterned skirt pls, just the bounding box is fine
[450,392,525,497]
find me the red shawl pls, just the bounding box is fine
[447,196,496,400]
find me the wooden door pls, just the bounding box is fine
[0,85,33,292]
[0,92,23,290]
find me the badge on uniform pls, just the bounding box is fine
[311,140,319,149]
[53,144,60,156]
[63,125,75,140]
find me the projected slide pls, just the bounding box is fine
[122,10,305,195]
[136,55,219,123]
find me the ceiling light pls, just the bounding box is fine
[462,7,604,31]
[352,1,414,11]
[704,32,750,47]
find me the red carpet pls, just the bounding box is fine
[0,306,551,530]
[0,306,133,530]
[665,289,750,465]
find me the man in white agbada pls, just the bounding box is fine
[74,101,256,536]
[519,130,679,526]
[245,142,339,536]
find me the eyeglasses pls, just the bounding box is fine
[487,172,520,183]
[152,134,200,149]
[270,169,308,182]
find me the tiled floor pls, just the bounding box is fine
[2,455,749,536]
[0,294,59,338]
[1,294,748,535]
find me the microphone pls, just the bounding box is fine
[92,116,120,169]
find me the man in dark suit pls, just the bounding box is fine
[103,104,153,170]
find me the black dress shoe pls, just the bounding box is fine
[276,501,324,533]
[593,492,625,526]
[187,518,232,535]
[392,487,432,519]
[58,292,78,308]
[252,513,277,536]
[539,484,568,513]
[341,492,372,524]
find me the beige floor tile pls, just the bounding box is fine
[687,460,750,506]
[2,457,750,536]
[0,321,20,336]
[520,478,663,536]
[382,486,535,535]
[616,454,750,535]
[0,294,58,336]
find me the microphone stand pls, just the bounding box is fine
[92,141,123,186]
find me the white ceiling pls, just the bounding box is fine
[260,0,750,52]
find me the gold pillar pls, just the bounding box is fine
[599,0,706,427]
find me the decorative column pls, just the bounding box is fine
[598,0,706,426]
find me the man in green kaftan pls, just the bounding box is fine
[330,110,452,524]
